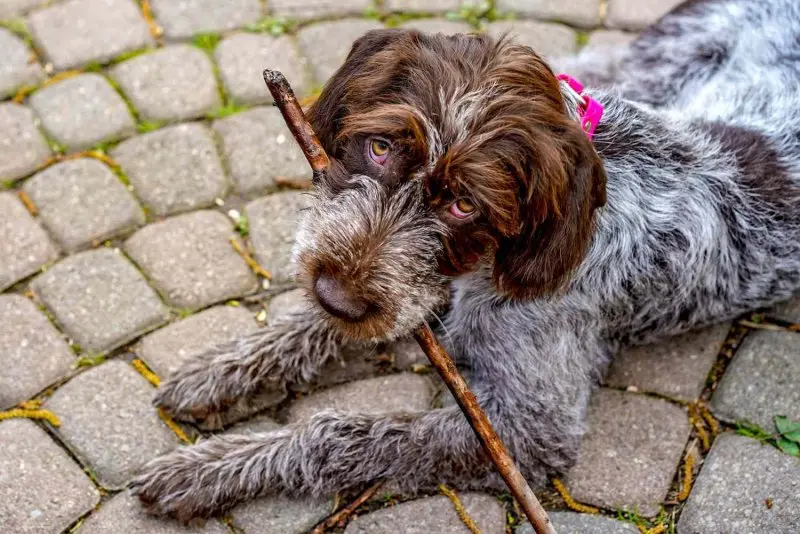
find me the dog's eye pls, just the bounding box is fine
[449,198,476,219]
[368,138,391,165]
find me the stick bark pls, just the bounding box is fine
[263,69,556,534]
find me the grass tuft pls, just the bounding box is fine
[192,32,221,52]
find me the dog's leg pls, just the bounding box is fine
[155,310,341,429]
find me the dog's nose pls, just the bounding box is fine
[314,274,368,322]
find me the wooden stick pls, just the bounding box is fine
[262,70,556,534]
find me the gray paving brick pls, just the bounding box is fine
[31,248,168,353]
[605,324,730,402]
[23,158,145,252]
[0,28,43,99]
[385,0,460,12]
[80,490,229,534]
[215,33,310,106]
[487,20,577,60]
[710,330,800,430]
[227,414,282,434]
[0,192,58,291]
[401,19,473,35]
[296,19,384,84]
[587,29,638,48]
[496,0,601,28]
[137,305,259,376]
[288,373,434,422]
[770,294,800,323]
[232,496,331,534]
[268,288,311,323]
[28,0,153,71]
[0,419,99,534]
[125,210,259,310]
[29,73,136,151]
[0,103,52,182]
[606,0,684,31]
[564,389,690,517]
[0,0,48,18]
[149,0,262,40]
[387,337,429,370]
[246,191,312,288]
[0,295,73,409]
[111,122,228,216]
[269,0,372,20]
[110,45,221,122]
[213,107,310,196]
[518,512,640,534]
[345,493,506,534]
[45,360,178,489]
[677,433,800,534]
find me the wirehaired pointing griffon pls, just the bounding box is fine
[132,0,800,520]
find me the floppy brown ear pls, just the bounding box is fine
[493,125,606,299]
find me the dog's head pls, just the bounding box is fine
[294,29,606,340]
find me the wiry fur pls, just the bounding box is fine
[132,0,800,521]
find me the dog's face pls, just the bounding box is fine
[294,29,606,340]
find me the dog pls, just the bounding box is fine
[132,0,800,520]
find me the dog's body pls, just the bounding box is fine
[133,0,800,520]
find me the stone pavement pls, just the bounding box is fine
[1,1,798,533]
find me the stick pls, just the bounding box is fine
[311,482,383,534]
[262,69,556,534]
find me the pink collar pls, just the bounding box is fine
[557,74,603,140]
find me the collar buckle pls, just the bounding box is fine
[557,74,603,140]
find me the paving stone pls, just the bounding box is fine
[269,0,372,20]
[31,248,168,353]
[677,433,800,534]
[385,0,461,12]
[138,305,259,376]
[770,293,800,323]
[79,490,229,534]
[710,330,800,430]
[495,0,601,28]
[23,158,145,252]
[227,414,283,434]
[605,323,730,402]
[401,19,473,35]
[296,19,384,84]
[606,0,684,31]
[0,295,73,409]
[111,123,228,216]
[0,192,58,291]
[29,73,136,151]
[387,337,429,370]
[288,373,434,422]
[345,493,506,534]
[45,360,178,489]
[564,388,690,517]
[0,419,100,534]
[28,0,153,71]
[587,29,638,48]
[110,45,221,122]
[518,512,640,534]
[246,191,312,287]
[0,28,43,99]
[487,21,577,60]
[0,0,48,18]
[215,33,310,106]
[125,210,259,310]
[150,0,262,40]
[232,496,331,534]
[268,288,311,323]
[213,107,310,196]
[0,103,52,182]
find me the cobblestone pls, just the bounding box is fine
[111,122,228,216]
[269,0,372,20]
[215,33,310,106]
[0,192,59,291]
[710,330,800,430]
[606,0,684,31]
[246,191,312,287]
[770,294,800,323]
[296,19,384,84]
[587,29,638,48]
[0,103,52,182]
[0,28,43,99]
[345,493,506,534]
[0,0,48,18]
[518,512,640,534]
[605,324,730,401]
[29,73,136,151]
[677,433,800,533]
[496,0,601,28]
[137,305,259,376]
[564,388,690,517]
[0,295,73,409]
[45,360,178,489]
[486,20,578,59]
[232,496,331,533]
[28,0,153,71]
[267,288,311,322]
[0,419,100,534]
[213,107,310,196]
[401,19,473,35]
[125,210,259,310]
[31,248,168,354]
[385,0,460,11]
[149,0,262,40]
[23,158,145,252]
